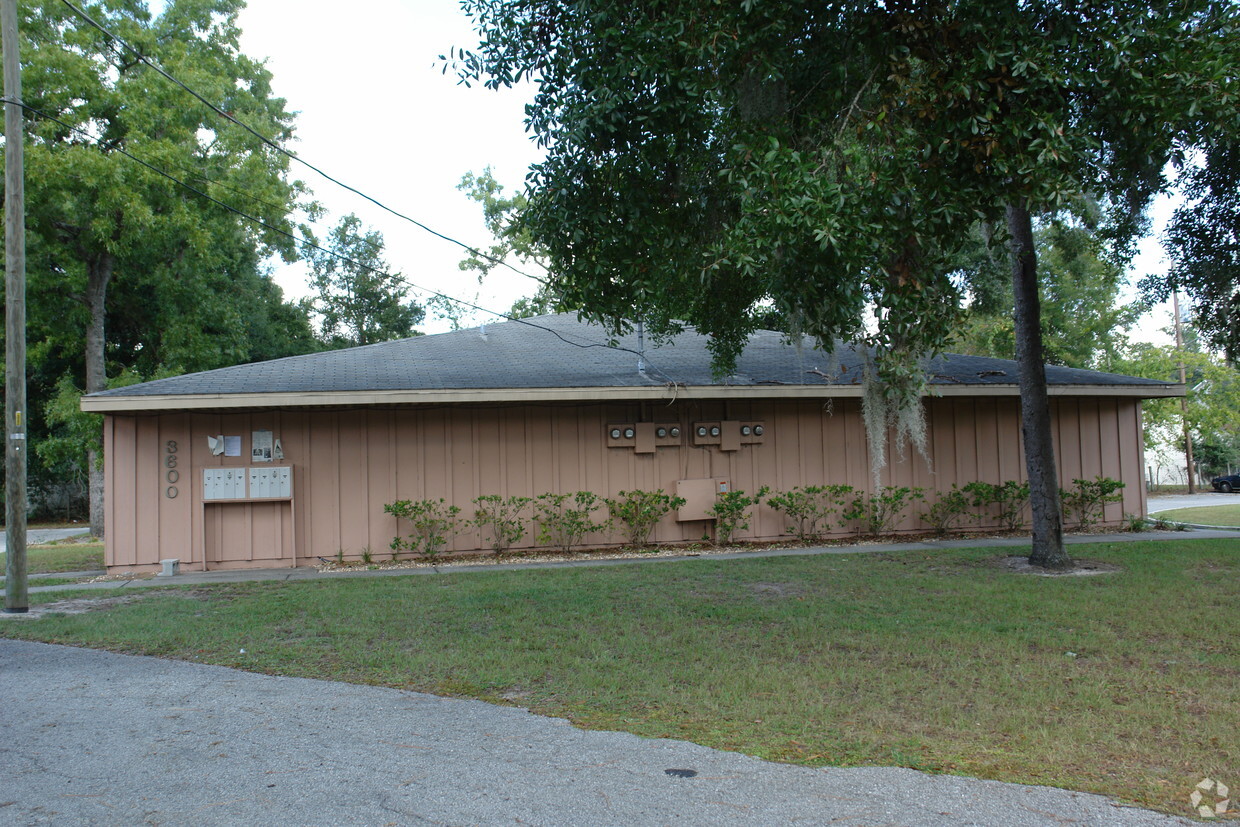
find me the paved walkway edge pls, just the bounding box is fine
[14,527,1238,596]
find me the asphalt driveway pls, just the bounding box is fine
[0,528,91,553]
[0,639,1190,826]
[1146,493,1239,513]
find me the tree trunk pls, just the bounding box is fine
[85,253,113,539]
[1007,201,1069,569]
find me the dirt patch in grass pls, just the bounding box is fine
[1,587,220,621]
[746,581,808,601]
[998,556,1123,576]
[1,594,151,620]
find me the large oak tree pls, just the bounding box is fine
[5,0,312,534]
[456,0,1239,568]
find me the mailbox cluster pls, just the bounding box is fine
[203,466,293,500]
[249,467,292,499]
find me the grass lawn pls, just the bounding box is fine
[0,542,104,574]
[1155,505,1240,527]
[3,538,1237,816]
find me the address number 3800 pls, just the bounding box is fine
[164,440,179,498]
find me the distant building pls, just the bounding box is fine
[1146,444,1190,487]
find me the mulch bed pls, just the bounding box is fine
[314,526,1126,574]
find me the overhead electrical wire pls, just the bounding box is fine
[55,0,542,286]
[8,98,681,385]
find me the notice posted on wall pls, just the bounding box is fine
[251,429,273,462]
[223,435,242,457]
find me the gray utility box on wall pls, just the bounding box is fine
[675,478,731,521]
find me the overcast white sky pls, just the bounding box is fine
[236,0,545,332]
[233,0,1177,344]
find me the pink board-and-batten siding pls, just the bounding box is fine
[103,396,1147,572]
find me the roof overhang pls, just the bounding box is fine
[81,381,1186,414]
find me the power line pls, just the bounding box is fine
[9,99,680,383]
[55,0,542,286]
[105,138,391,266]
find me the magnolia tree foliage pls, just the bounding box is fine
[454,0,1235,361]
[457,167,541,279]
[455,0,1239,568]
[457,167,561,318]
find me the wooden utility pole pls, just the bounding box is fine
[1173,290,1196,494]
[3,0,28,613]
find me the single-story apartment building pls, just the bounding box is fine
[82,313,1183,572]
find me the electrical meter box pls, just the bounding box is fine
[203,468,246,500]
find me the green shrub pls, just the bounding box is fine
[709,487,768,545]
[472,494,531,555]
[606,489,686,547]
[1061,476,1125,528]
[384,498,462,559]
[964,480,1030,530]
[533,491,606,553]
[843,486,925,535]
[920,485,972,535]
[765,484,854,542]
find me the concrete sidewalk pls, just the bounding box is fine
[1146,493,1240,513]
[16,526,1239,596]
[0,639,1191,826]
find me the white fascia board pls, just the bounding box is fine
[80,381,1185,413]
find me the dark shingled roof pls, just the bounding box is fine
[87,312,1176,400]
